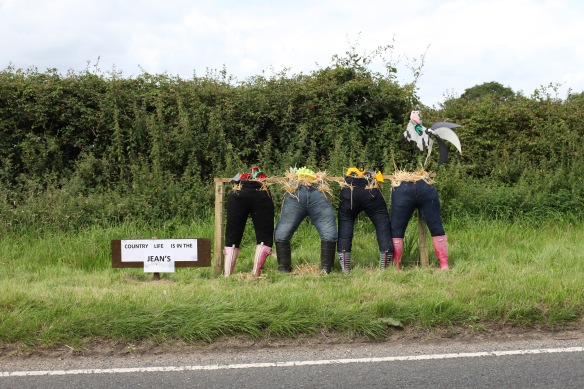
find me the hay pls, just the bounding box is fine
[294,263,321,275]
[279,167,335,199]
[230,178,270,193]
[257,178,270,192]
[365,179,380,190]
[390,168,434,187]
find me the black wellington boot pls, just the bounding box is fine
[275,241,292,273]
[320,241,336,274]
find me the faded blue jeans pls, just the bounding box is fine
[275,185,338,243]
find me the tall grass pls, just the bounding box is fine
[0,216,582,349]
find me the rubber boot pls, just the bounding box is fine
[338,250,351,275]
[320,241,336,274]
[392,238,404,270]
[432,235,449,269]
[223,245,239,277]
[251,242,272,277]
[275,241,292,273]
[380,250,393,270]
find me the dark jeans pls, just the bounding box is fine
[338,177,392,253]
[390,180,445,238]
[225,181,274,247]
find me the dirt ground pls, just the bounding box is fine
[2,321,583,361]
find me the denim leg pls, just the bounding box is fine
[363,188,393,253]
[274,190,309,242]
[417,181,445,237]
[307,188,337,242]
[390,183,417,239]
[337,187,357,252]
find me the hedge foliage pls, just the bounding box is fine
[1,52,582,231]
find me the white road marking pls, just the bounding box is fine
[1,347,582,377]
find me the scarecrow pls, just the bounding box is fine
[391,111,462,270]
[337,164,393,274]
[274,166,337,274]
[224,165,275,277]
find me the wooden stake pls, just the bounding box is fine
[214,179,226,276]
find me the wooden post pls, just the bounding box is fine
[214,178,226,276]
[417,211,429,267]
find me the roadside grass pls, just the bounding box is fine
[0,216,582,350]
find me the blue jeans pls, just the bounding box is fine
[390,180,445,238]
[275,185,338,242]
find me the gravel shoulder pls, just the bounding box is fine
[2,323,583,372]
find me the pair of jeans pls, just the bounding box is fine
[390,180,445,238]
[225,181,274,247]
[274,185,337,243]
[337,177,392,253]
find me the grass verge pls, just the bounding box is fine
[0,217,582,351]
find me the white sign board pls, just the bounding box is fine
[144,257,175,273]
[120,239,198,273]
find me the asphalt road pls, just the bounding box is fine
[2,328,583,388]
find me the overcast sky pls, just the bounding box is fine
[2,0,583,107]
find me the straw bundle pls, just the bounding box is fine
[390,168,434,187]
[280,167,334,199]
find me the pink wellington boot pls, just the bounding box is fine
[392,238,404,271]
[432,235,449,270]
[251,243,273,277]
[224,245,239,276]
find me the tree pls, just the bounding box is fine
[459,81,516,102]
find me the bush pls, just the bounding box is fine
[1,55,582,232]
